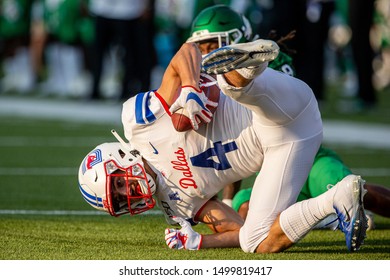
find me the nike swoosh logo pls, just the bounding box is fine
[218,20,230,25]
[343,205,351,222]
[149,142,158,154]
[186,92,208,110]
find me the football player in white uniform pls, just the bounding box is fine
[78,5,368,253]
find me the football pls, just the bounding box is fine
[171,73,220,132]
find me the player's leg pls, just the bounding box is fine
[239,136,321,253]
[363,183,390,218]
[279,174,368,252]
[298,146,354,230]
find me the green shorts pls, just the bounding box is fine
[232,146,352,212]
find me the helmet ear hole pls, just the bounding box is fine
[118,149,125,158]
[84,169,98,183]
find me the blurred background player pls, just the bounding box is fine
[88,0,155,100]
[30,0,93,98]
[0,0,34,93]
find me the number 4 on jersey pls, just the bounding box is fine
[190,141,238,170]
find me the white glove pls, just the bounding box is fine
[169,86,218,130]
[164,217,203,250]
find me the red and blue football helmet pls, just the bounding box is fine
[78,141,156,216]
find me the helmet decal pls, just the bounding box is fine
[82,149,102,174]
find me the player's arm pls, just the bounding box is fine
[196,198,243,248]
[157,43,202,106]
[165,198,243,250]
[157,43,217,130]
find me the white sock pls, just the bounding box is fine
[222,199,233,207]
[279,188,336,242]
[235,63,268,80]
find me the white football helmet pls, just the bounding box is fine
[78,142,156,216]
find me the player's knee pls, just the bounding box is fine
[239,227,252,253]
[240,233,285,254]
[239,227,268,253]
[239,238,253,253]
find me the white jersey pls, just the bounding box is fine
[122,68,323,228]
[122,89,262,224]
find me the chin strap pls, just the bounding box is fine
[111,129,133,152]
[144,173,156,195]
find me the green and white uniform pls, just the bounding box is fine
[43,0,93,44]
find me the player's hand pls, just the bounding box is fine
[164,217,203,250]
[169,86,218,130]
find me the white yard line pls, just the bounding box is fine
[323,120,390,149]
[0,96,122,124]
[0,209,162,216]
[0,167,388,177]
[0,136,109,147]
[351,168,390,177]
[0,167,76,175]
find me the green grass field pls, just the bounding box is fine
[0,86,389,260]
